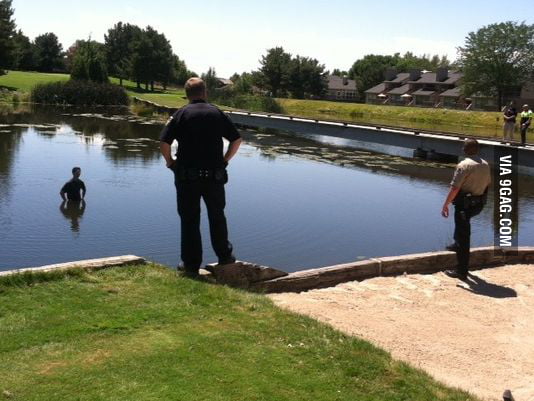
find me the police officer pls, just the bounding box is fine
[519,104,532,145]
[160,78,242,277]
[441,138,491,280]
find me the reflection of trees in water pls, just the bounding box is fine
[0,127,25,202]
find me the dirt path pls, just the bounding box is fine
[269,264,534,401]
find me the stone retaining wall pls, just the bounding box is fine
[252,247,534,293]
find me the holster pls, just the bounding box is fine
[454,191,487,209]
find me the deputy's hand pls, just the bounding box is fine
[166,159,175,169]
[441,205,449,218]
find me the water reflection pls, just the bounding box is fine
[59,200,86,233]
[1,105,533,272]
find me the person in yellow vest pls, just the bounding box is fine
[519,104,532,145]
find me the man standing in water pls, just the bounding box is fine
[160,78,242,278]
[441,139,491,280]
[60,167,86,201]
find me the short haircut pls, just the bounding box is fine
[185,78,206,99]
[72,167,81,174]
[463,138,479,156]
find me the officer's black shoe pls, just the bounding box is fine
[176,264,200,279]
[444,269,468,280]
[503,390,515,401]
[445,243,459,252]
[218,255,236,265]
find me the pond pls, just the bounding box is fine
[1,105,533,273]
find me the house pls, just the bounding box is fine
[366,68,534,111]
[325,75,358,101]
[365,68,463,108]
[216,78,233,89]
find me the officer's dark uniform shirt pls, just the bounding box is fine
[61,178,86,201]
[160,100,241,169]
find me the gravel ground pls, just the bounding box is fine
[270,264,534,401]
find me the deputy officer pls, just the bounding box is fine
[519,103,532,145]
[441,138,491,280]
[160,78,242,277]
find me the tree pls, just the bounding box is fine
[0,0,16,74]
[258,47,292,97]
[11,30,35,70]
[105,22,142,86]
[232,72,254,94]
[287,56,327,98]
[34,32,63,72]
[348,54,399,98]
[70,39,108,82]
[172,54,195,86]
[130,26,174,91]
[458,21,534,110]
[201,67,218,95]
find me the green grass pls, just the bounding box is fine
[0,264,477,401]
[0,70,69,92]
[3,70,525,139]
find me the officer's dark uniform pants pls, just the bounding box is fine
[175,179,233,270]
[453,202,484,275]
[520,123,529,144]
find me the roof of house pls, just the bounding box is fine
[412,89,436,96]
[327,75,357,91]
[440,87,462,97]
[217,78,234,86]
[365,83,387,94]
[408,71,462,85]
[387,84,411,95]
[385,73,410,84]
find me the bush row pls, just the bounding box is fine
[31,80,129,106]
[211,91,284,114]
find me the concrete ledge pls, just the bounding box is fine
[0,255,146,277]
[253,247,534,293]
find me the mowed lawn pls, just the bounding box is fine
[0,265,477,401]
[0,70,69,92]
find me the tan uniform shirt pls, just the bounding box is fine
[450,156,491,196]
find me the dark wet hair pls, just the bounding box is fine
[463,139,479,156]
[72,167,81,175]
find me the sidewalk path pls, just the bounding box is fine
[270,264,534,401]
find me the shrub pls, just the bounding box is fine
[31,80,128,106]
[211,89,283,114]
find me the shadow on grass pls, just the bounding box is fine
[0,85,18,91]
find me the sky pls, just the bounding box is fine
[11,0,534,77]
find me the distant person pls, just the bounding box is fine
[519,104,532,145]
[159,77,242,278]
[502,102,517,142]
[441,139,491,280]
[60,167,86,201]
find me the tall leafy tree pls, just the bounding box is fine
[0,0,16,74]
[458,21,534,109]
[34,32,63,72]
[348,54,399,98]
[287,56,327,99]
[201,67,218,95]
[11,30,35,70]
[70,39,108,82]
[172,54,195,86]
[258,47,291,97]
[105,22,141,86]
[130,26,174,91]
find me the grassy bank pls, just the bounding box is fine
[1,70,521,139]
[0,264,476,401]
